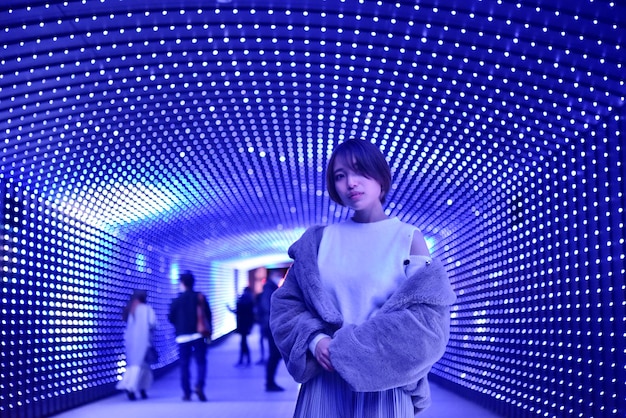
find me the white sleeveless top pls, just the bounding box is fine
[317,217,418,325]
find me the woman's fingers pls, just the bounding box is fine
[314,337,335,371]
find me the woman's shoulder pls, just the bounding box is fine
[394,217,419,229]
[407,225,430,256]
[303,224,326,236]
[290,224,326,248]
[146,304,157,317]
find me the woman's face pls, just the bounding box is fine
[332,156,383,212]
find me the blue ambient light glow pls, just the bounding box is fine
[1,1,624,418]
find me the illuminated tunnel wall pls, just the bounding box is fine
[0,190,240,417]
[1,1,625,418]
[430,111,625,418]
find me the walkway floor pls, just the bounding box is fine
[51,332,501,418]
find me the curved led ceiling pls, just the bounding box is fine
[1,0,624,259]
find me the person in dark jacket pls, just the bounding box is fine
[168,270,212,402]
[254,291,268,364]
[259,270,285,391]
[228,286,255,367]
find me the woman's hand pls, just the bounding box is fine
[314,336,334,372]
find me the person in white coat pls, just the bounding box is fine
[116,289,157,400]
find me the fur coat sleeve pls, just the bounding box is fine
[270,225,343,383]
[270,224,457,411]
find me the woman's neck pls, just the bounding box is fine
[351,207,388,223]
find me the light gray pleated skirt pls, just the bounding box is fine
[293,370,414,418]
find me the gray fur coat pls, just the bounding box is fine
[270,225,457,414]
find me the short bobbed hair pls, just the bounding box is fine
[132,289,148,303]
[326,138,392,206]
[180,270,195,289]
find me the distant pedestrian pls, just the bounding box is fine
[254,290,268,364]
[228,286,255,367]
[259,270,285,392]
[168,271,212,402]
[116,289,156,401]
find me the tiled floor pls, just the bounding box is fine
[51,332,501,418]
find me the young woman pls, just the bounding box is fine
[270,138,457,417]
[117,289,157,400]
